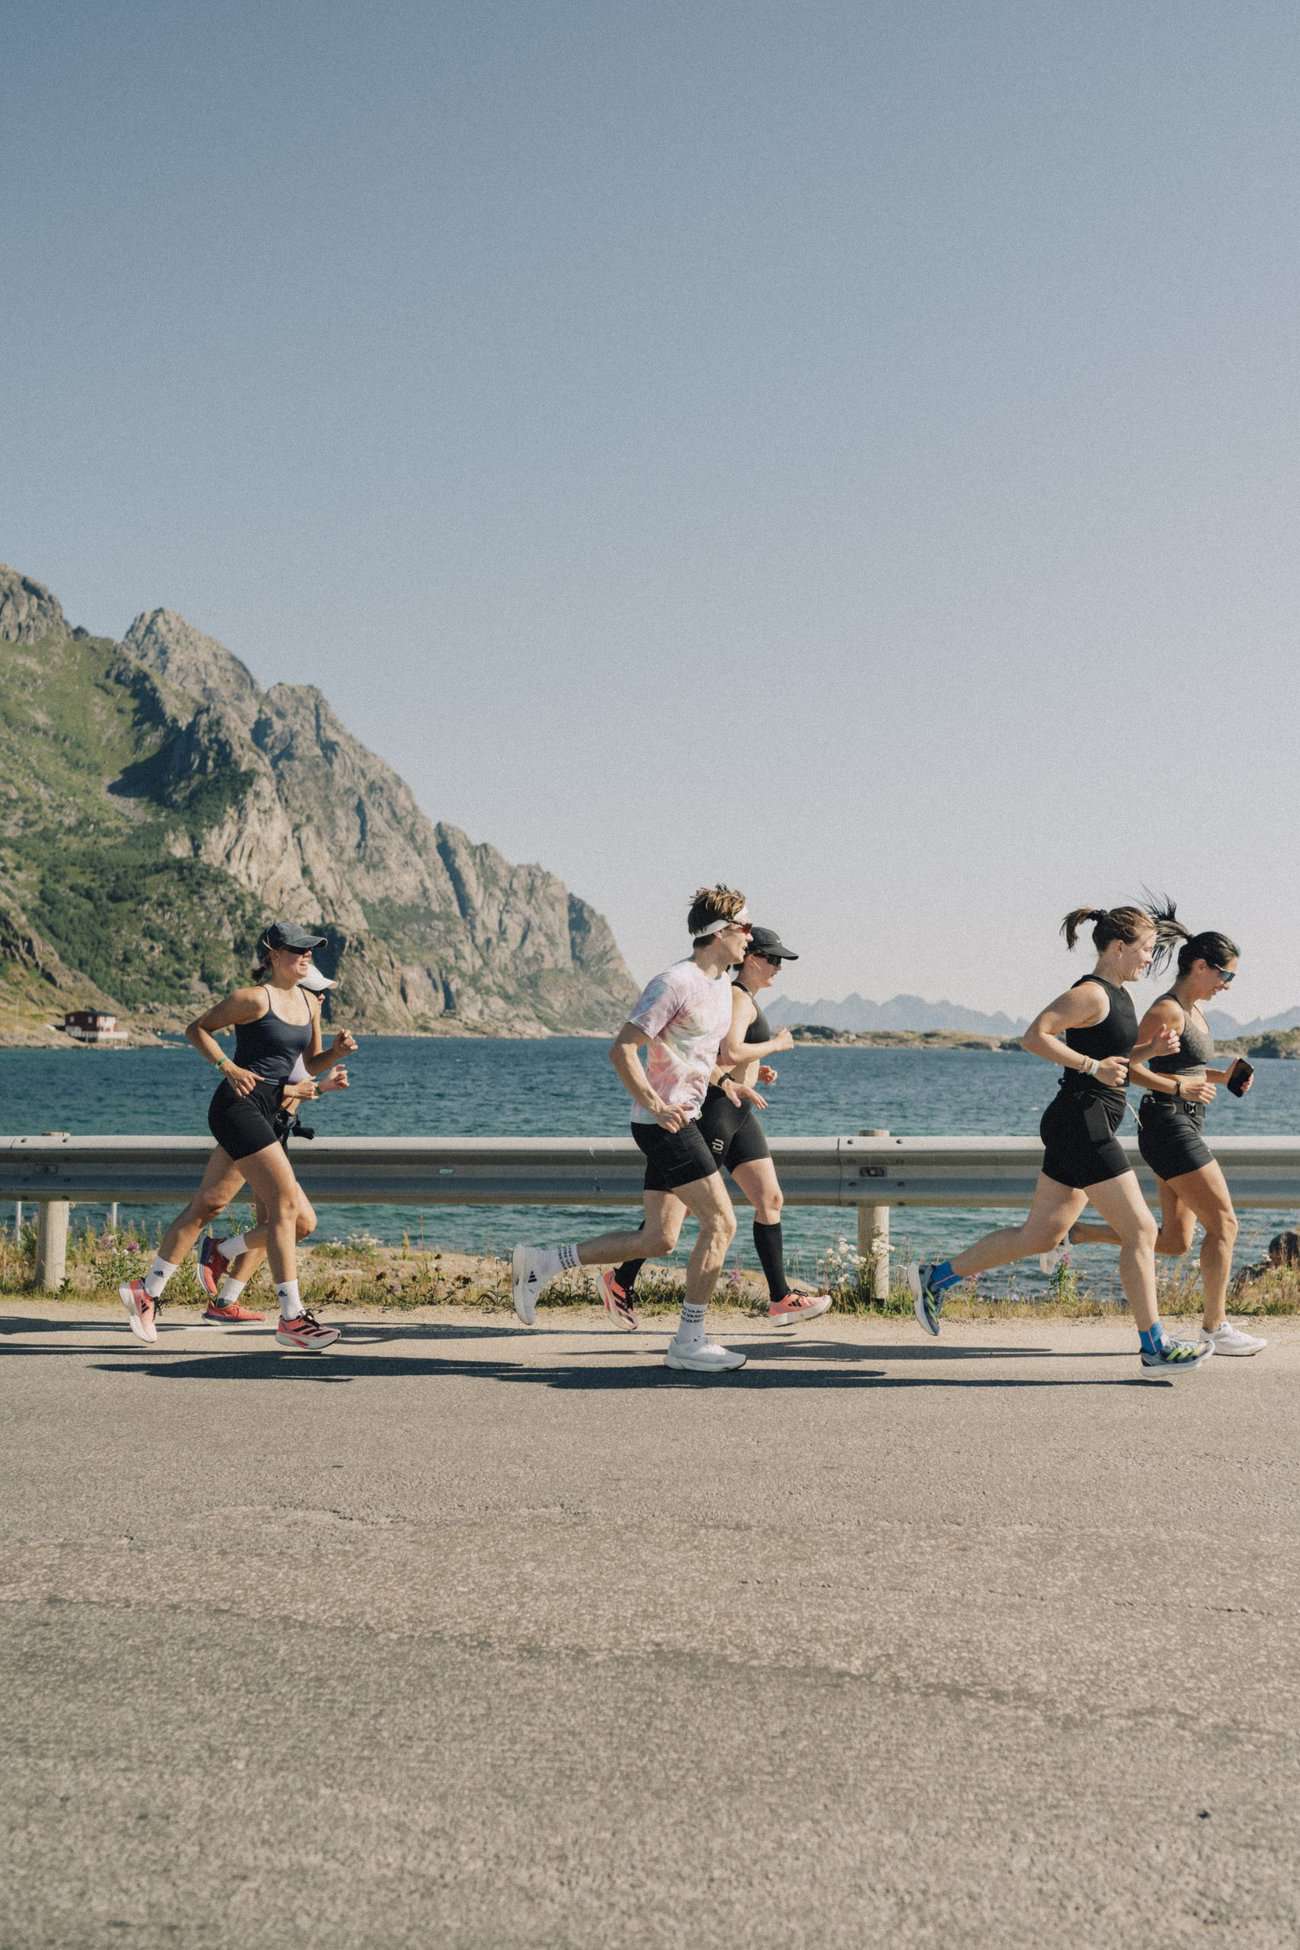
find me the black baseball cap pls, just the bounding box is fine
[264,921,327,953]
[747,925,798,961]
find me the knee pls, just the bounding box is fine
[1206,1209,1239,1246]
[756,1192,783,1225]
[705,1206,737,1250]
[192,1186,231,1224]
[295,1200,317,1240]
[1131,1212,1159,1254]
[640,1224,678,1259]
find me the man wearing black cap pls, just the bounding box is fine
[601,926,833,1329]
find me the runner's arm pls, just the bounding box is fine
[1021,983,1125,1082]
[1127,998,1187,1094]
[609,1020,676,1122]
[185,987,267,1073]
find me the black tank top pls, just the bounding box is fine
[737,981,772,1047]
[1147,989,1214,1076]
[1059,975,1137,1109]
[232,986,313,1082]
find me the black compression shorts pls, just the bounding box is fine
[1039,1090,1131,1192]
[1137,1098,1214,1181]
[631,1118,721,1192]
[697,1084,771,1173]
[207,1079,285,1162]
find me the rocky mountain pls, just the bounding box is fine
[766,991,1029,1036]
[0,564,637,1036]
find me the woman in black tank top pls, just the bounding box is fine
[117,922,357,1352]
[906,902,1212,1376]
[1069,908,1264,1357]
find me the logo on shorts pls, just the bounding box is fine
[711,1138,724,1154]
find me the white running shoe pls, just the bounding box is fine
[1200,1321,1267,1357]
[664,1337,746,1373]
[1038,1246,1066,1276]
[511,1245,556,1325]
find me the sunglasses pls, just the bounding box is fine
[1211,968,1236,983]
[752,951,783,966]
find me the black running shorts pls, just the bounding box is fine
[1039,1090,1131,1191]
[1137,1098,1214,1181]
[697,1084,771,1173]
[207,1079,285,1162]
[631,1118,721,1192]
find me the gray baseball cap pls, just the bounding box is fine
[747,925,798,961]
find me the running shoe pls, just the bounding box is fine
[1037,1245,1067,1276]
[906,1262,946,1337]
[198,1233,232,1298]
[274,1310,340,1353]
[768,1291,833,1325]
[1200,1321,1267,1357]
[599,1268,639,1330]
[1139,1336,1213,1379]
[664,1338,747,1373]
[511,1245,556,1325]
[119,1279,159,1344]
[201,1300,266,1324]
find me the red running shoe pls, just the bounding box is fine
[201,1300,266,1324]
[768,1291,833,1325]
[197,1234,232,1299]
[119,1279,159,1344]
[599,1268,639,1330]
[274,1309,340,1353]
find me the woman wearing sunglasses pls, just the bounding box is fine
[601,925,833,1329]
[1065,906,1265,1356]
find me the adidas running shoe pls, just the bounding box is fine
[1199,1321,1266,1357]
[274,1310,340,1353]
[198,1233,232,1299]
[119,1279,159,1344]
[906,1262,946,1337]
[1139,1336,1213,1380]
[664,1338,746,1373]
[768,1290,833,1325]
[201,1300,266,1324]
[511,1245,558,1325]
[599,1268,639,1330]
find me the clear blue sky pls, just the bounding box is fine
[4,1,1298,1018]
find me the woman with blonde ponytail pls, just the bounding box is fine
[906,904,1212,1378]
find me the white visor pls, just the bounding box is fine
[696,906,751,939]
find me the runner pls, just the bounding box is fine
[510,885,754,1372]
[200,963,351,1320]
[117,924,356,1351]
[905,904,1213,1378]
[1065,906,1265,1356]
[599,925,832,1330]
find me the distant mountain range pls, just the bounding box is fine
[767,992,1300,1040]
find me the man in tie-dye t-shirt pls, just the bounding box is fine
[510,886,755,1373]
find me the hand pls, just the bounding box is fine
[731,1082,768,1110]
[650,1097,688,1133]
[757,1065,778,1085]
[330,1030,358,1056]
[1095,1055,1130,1088]
[1180,1077,1216,1105]
[1150,1023,1181,1057]
[224,1063,260,1099]
[319,1064,349,1093]
[290,1078,321,1104]
[772,1027,794,1054]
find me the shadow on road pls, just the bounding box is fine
[82,1351,1160,1390]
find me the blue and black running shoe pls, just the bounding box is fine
[1139,1336,1213,1380]
[906,1262,946,1337]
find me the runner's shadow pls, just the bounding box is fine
[89,1355,1158,1390]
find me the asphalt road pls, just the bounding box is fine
[3,1302,1298,1950]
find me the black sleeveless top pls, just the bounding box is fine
[232,986,313,1082]
[737,980,772,1047]
[1147,990,1214,1077]
[1058,975,1137,1110]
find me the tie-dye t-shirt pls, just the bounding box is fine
[628,958,733,1125]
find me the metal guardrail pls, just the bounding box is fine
[4,1131,1300,1208]
[5,1133,1299,1290]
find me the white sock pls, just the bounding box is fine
[276,1280,304,1320]
[144,1257,178,1300]
[676,1302,706,1346]
[216,1277,247,1305]
[556,1242,581,1272]
[218,1233,249,1260]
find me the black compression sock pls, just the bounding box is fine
[614,1259,644,1295]
[753,1221,789,1306]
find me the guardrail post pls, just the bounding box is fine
[857,1129,890,1301]
[35,1201,70,1291]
